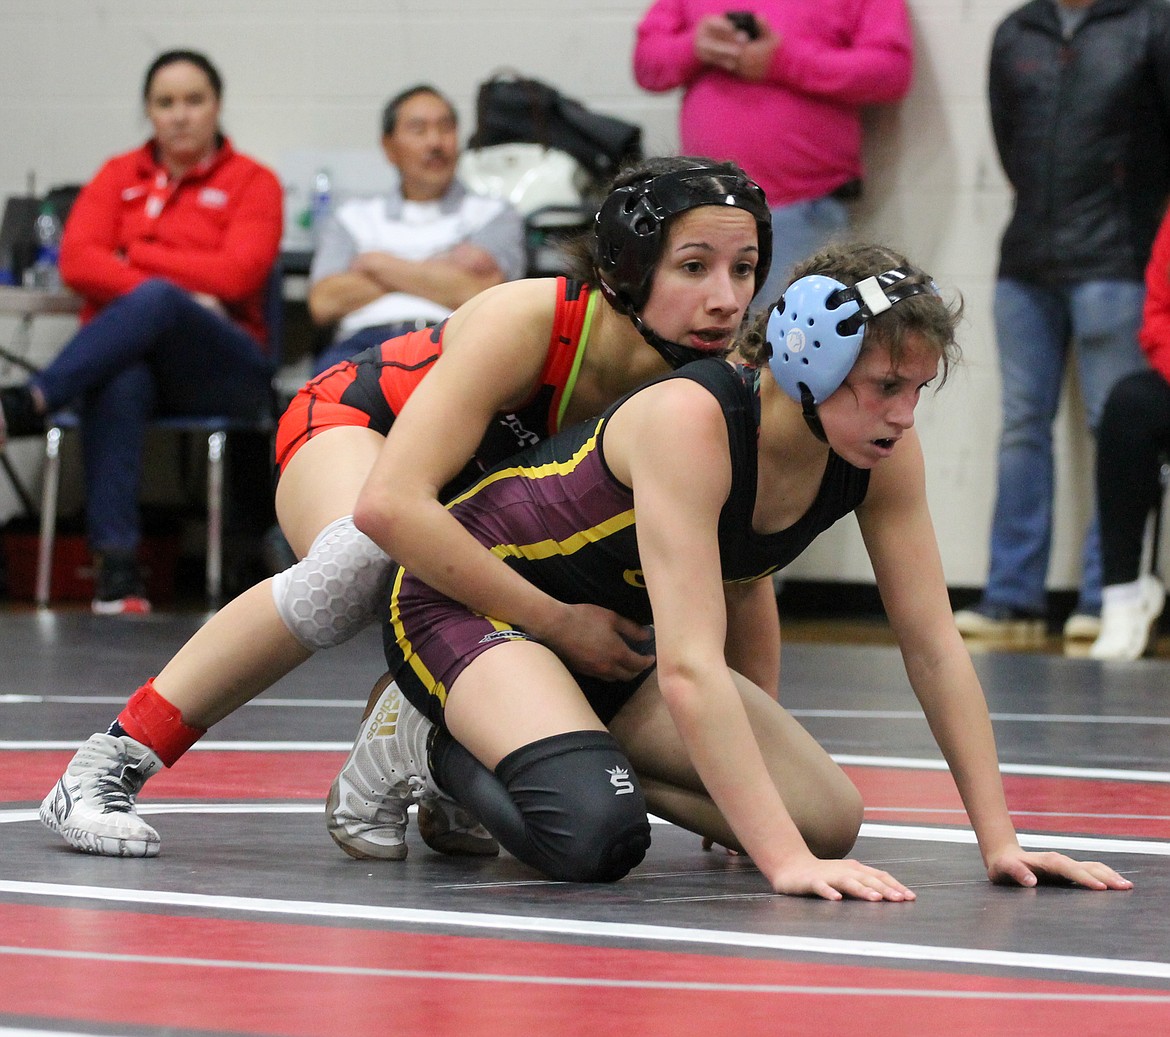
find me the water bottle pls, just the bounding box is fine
[26,201,62,289]
[309,168,332,246]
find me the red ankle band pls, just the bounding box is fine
[117,680,206,767]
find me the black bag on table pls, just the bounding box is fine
[469,73,643,183]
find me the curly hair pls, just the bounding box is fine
[735,241,963,385]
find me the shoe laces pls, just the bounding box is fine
[83,770,138,814]
[73,739,151,812]
[406,775,432,802]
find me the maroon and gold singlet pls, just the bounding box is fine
[386,358,872,726]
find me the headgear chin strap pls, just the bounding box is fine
[797,383,829,444]
[766,267,938,442]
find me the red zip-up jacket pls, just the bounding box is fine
[1140,210,1170,385]
[58,137,283,348]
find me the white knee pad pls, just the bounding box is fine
[271,515,393,651]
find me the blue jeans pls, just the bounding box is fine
[753,195,850,313]
[982,277,1147,614]
[32,279,275,553]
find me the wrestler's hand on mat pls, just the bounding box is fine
[986,848,1134,891]
[766,855,916,902]
[541,603,654,681]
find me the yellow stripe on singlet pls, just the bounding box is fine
[488,508,636,564]
[389,546,525,710]
[444,411,635,576]
[444,417,607,508]
[388,563,450,708]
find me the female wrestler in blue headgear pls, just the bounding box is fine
[347,240,1133,899]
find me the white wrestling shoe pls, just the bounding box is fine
[40,732,163,857]
[326,678,498,860]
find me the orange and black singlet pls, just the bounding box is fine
[274,278,597,496]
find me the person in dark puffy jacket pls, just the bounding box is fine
[955,0,1170,647]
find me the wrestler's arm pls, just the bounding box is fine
[353,279,653,680]
[859,431,1131,892]
[610,379,911,900]
[722,579,781,699]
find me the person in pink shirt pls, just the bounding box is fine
[0,50,282,613]
[633,0,913,308]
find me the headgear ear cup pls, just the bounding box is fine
[766,275,865,406]
[766,268,940,405]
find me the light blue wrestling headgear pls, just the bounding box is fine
[766,267,938,441]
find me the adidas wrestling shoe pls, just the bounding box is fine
[40,732,163,857]
[326,676,497,860]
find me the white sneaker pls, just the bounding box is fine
[39,732,163,857]
[1089,576,1166,661]
[954,605,1046,640]
[1063,612,1102,641]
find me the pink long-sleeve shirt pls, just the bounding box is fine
[633,0,913,206]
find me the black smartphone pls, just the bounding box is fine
[726,10,760,39]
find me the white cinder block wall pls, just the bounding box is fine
[0,0,1102,593]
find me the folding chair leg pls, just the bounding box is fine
[35,426,63,608]
[206,430,226,604]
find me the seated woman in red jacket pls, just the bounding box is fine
[0,49,282,613]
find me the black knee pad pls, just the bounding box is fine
[495,731,651,883]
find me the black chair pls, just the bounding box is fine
[34,266,285,607]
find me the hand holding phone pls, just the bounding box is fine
[726,10,760,40]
